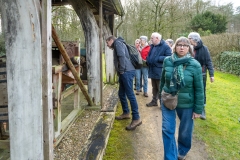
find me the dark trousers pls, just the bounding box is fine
[151,78,160,103]
[118,70,140,120]
[203,75,206,105]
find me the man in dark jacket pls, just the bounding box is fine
[146,32,172,107]
[188,32,214,120]
[106,35,142,130]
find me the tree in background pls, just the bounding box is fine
[117,0,237,41]
[190,11,227,34]
[52,6,84,46]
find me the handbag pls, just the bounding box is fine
[161,90,178,110]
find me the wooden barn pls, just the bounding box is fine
[0,0,124,159]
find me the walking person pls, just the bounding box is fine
[146,32,172,107]
[165,39,174,52]
[139,36,150,97]
[135,38,143,94]
[188,32,214,120]
[160,37,204,160]
[106,35,142,130]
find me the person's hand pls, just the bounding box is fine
[210,77,214,83]
[192,112,201,119]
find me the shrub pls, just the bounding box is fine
[215,51,240,75]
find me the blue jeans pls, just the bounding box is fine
[161,104,194,159]
[118,70,140,120]
[141,67,148,93]
[135,69,142,91]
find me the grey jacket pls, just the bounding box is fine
[112,37,135,74]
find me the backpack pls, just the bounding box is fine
[125,44,143,69]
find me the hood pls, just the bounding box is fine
[194,40,203,50]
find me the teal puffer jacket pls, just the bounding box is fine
[160,56,204,114]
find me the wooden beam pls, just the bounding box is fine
[52,25,94,106]
[99,0,103,108]
[2,1,43,159]
[41,0,54,159]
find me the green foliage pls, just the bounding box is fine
[215,51,240,75]
[190,11,227,34]
[0,33,6,57]
[52,6,84,43]
[194,71,240,159]
[201,33,240,61]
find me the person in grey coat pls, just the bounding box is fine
[188,32,214,120]
[106,35,142,130]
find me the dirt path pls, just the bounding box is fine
[131,80,208,160]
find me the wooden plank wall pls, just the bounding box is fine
[2,1,44,159]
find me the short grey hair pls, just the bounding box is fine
[166,39,174,47]
[151,32,162,40]
[139,36,148,42]
[173,36,194,56]
[188,32,201,42]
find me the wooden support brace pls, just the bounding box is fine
[52,25,94,106]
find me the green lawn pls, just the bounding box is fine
[194,71,240,159]
[104,71,240,159]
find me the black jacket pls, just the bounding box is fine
[194,40,214,77]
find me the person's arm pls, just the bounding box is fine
[158,46,172,62]
[193,61,204,115]
[205,46,214,83]
[114,41,126,74]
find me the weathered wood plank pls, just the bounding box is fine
[53,72,62,137]
[69,0,101,105]
[61,84,79,100]
[41,0,54,159]
[2,1,44,159]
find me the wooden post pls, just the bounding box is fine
[103,24,116,83]
[2,1,44,159]
[69,0,101,105]
[53,72,62,137]
[41,0,54,159]
[52,25,94,106]
[99,0,103,107]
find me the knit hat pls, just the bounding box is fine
[140,36,148,42]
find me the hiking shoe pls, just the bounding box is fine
[146,101,158,107]
[136,91,140,95]
[115,113,131,120]
[178,155,186,160]
[143,93,148,97]
[126,119,142,130]
[200,109,206,120]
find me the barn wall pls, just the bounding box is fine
[1,1,44,159]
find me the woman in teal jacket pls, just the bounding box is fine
[159,37,204,160]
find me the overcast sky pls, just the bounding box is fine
[213,0,240,9]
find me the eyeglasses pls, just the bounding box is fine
[176,44,189,48]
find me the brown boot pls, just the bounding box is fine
[125,119,142,130]
[136,91,140,95]
[146,101,158,107]
[143,93,148,97]
[115,113,131,120]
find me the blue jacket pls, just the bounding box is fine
[112,37,135,74]
[147,40,172,79]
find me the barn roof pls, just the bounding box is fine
[52,0,124,16]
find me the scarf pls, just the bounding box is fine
[169,53,192,95]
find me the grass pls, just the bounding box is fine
[194,71,240,159]
[103,103,134,160]
[104,71,240,160]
